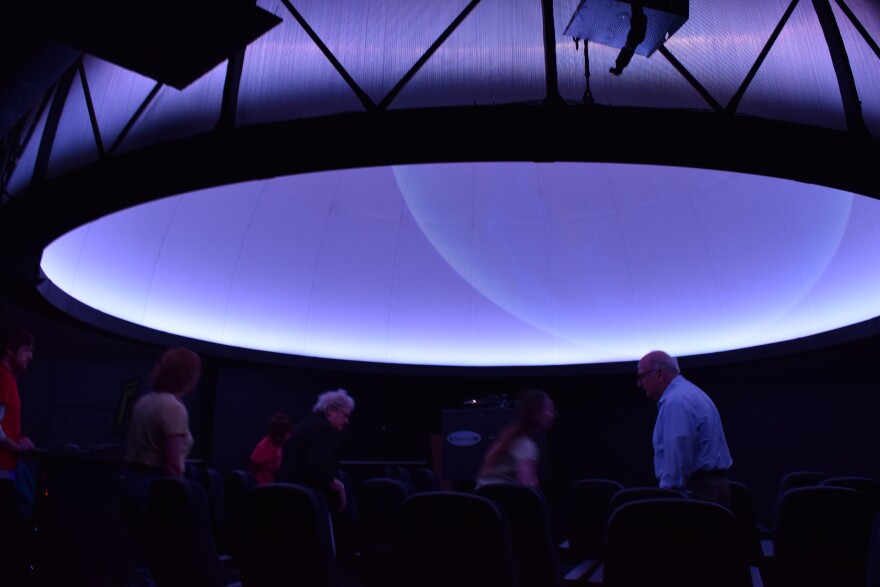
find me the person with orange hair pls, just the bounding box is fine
[125,346,202,478]
[121,346,202,586]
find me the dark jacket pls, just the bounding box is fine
[281,411,340,504]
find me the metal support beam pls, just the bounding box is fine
[813,0,867,135]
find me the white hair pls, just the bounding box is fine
[313,388,355,414]
[645,350,681,375]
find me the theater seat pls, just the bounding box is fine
[357,477,413,587]
[564,478,624,565]
[602,497,752,587]
[222,469,258,567]
[144,477,237,587]
[773,485,875,587]
[239,483,343,587]
[607,486,687,514]
[397,491,518,587]
[476,483,570,587]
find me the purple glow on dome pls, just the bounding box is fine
[40,162,880,366]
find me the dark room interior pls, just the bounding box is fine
[2,0,879,585]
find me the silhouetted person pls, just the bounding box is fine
[284,389,356,567]
[121,346,203,586]
[637,350,733,508]
[0,327,37,583]
[249,412,293,485]
[610,2,647,76]
[474,389,556,489]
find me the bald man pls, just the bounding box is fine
[637,350,733,507]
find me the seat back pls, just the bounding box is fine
[198,467,230,556]
[779,470,827,494]
[223,469,258,565]
[728,480,766,566]
[603,497,751,587]
[397,491,518,587]
[144,477,231,587]
[384,465,413,486]
[567,478,624,561]
[240,483,343,587]
[773,485,875,587]
[412,467,441,493]
[608,486,686,514]
[476,483,560,587]
[357,477,413,587]
[867,514,880,587]
[819,476,880,513]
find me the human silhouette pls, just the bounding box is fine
[610,2,648,76]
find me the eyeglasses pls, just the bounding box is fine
[637,368,659,383]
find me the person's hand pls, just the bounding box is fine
[331,477,347,512]
[19,437,36,452]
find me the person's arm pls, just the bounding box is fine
[515,459,539,487]
[163,433,188,477]
[657,403,695,489]
[512,436,541,487]
[330,477,347,512]
[159,398,191,478]
[0,405,34,454]
[249,438,273,481]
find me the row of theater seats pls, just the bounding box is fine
[771,472,880,587]
[357,471,880,587]
[180,464,442,573]
[151,465,445,586]
[570,479,769,584]
[558,472,880,587]
[145,468,880,587]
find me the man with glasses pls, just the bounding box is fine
[637,350,733,507]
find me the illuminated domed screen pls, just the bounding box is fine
[40,161,880,366]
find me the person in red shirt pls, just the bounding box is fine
[0,326,37,581]
[249,412,293,485]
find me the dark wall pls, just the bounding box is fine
[4,297,880,524]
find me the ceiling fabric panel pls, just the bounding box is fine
[237,0,366,125]
[119,61,227,154]
[833,0,880,137]
[47,67,101,179]
[736,0,847,129]
[391,0,547,109]
[80,56,158,156]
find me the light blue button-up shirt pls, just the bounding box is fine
[653,375,733,489]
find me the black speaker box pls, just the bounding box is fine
[441,408,515,481]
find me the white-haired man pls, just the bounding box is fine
[637,350,733,507]
[282,388,356,564]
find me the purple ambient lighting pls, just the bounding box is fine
[40,162,880,366]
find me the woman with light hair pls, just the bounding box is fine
[475,388,556,489]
